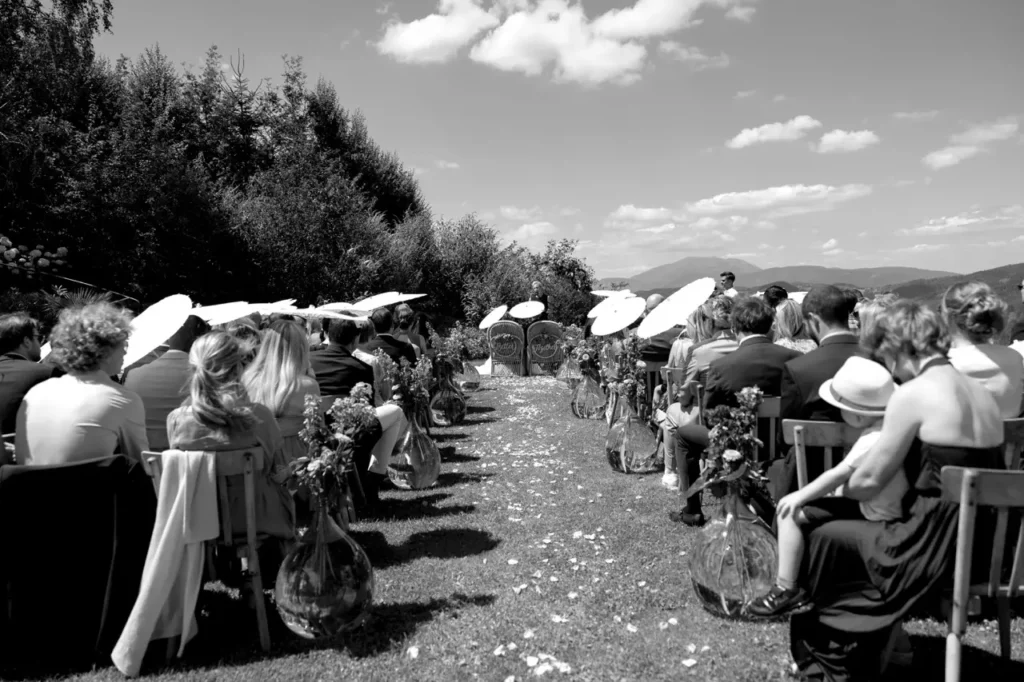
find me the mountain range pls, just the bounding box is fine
[599,257,957,292]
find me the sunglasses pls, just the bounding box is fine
[1018,284,1024,291]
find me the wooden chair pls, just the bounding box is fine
[488,321,526,377]
[782,420,862,489]
[143,448,272,654]
[756,397,782,462]
[1005,418,1024,469]
[2,433,15,465]
[643,360,666,415]
[526,321,564,376]
[941,466,1024,682]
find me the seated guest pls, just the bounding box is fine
[363,308,417,366]
[352,318,390,405]
[123,315,207,450]
[669,297,800,526]
[676,296,738,408]
[393,304,427,358]
[772,299,817,354]
[0,313,62,435]
[16,303,148,465]
[763,285,788,309]
[1011,276,1024,341]
[942,281,1023,418]
[307,317,326,352]
[770,285,860,499]
[855,294,897,344]
[167,331,295,543]
[311,317,376,398]
[217,317,260,367]
[789,301,1004,680]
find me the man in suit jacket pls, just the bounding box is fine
[123,316,206,450]
[669,297,800,527]
[311,317,376,397]
[363,308,417,366]
[768,285,860,499]
[0,314,62,435]
[1011,276,1024,342]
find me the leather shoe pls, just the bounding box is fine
[668,510,705,526]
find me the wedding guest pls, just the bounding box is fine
[394,304,427,358]
[771,285,860,499]
[219,317,260,367]
[353,318,389,405]
[310,317,376,398]
[942,281,1023,418]
[528,280,549,321]
[855,294,897,345]
[0,313,61,435]
[167,332,295,544]
[669,297,800,526]
[364,308,417,366]
[763,285,788,309]
[1011,275,1024,342]
[772,299,817,354]
[123,315,207,450]
[307,317,326,352]
[719,271,738,298]
[679,296,737,396]
[16,303,148,465]
[789,300,1004,680]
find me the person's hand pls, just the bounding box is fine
[776,492,804,521]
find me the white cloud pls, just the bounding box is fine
[507,220,559,248]
[658,41,729,70]
[606,204,674,223]
[893,110,939,122]
[734,89,756,99]
[1013,235,1024,243]
[725,252,759,258]
[922,117,1019,170]
[686,183,872,217]
[725,6,756,21]
[823,248,844,257]
[772,94,786,103]
[638,222,676,234]
[376,0,499,64]
[726,115,821,149]
[500,205,542,221]
[821,238,838,250]
[815,129,880,153]
[896,244,949,253]
[899,204,1023,236]
[590,0,713,40]
[558,206,581,216]
[435,159,461,169]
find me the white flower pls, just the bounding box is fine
[722,449,743,463]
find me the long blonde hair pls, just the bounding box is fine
[242,320,310,417]
[772,299,808,342]
[185,331,254,429]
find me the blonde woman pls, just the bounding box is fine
[242,320,321,463]
[352,318,389,405]
[16,302,148,465]
[772,300,817,354]
[167,332,295,544]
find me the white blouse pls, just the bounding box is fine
[949,343,1024,419]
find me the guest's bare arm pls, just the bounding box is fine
[846,389,921,500]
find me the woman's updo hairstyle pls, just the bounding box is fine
[941,281,1008,344]
[186,331,254,429]
[860,299,951,366]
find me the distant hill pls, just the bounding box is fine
[619,257,763,291]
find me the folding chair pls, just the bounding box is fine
[782,420,861,489]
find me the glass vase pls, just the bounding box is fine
[456,362,481,393]
[570,375,607,419]
[604,403,659,473]
[274,506,375,639]
[689,488,779,619]
[388,408,441,489]
[555,357,583,390]
[429,376,468,426]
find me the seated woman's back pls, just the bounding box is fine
[949,343,1023,419]
[905,362,1003,448]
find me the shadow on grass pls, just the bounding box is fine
[371,492,477,522]
[433,471,495,488]
[461,416,498,426]
[371,528,501,569]
[894,634,1024,679]
[467,405,495,414]
[439,445,480,463]
[431,431,470,442]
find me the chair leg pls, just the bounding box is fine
[248,544,272,653]
[945,631,962,682]
[996,596,1012,659]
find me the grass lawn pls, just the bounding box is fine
[30,377,1024,681]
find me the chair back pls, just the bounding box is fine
[694,384,705,426]
[526,321,564,376]
[782,420,862,489]
[941,466,1024,680]
[488,321,525,377]
[1005,418,1024,469]
[757,397,782,461]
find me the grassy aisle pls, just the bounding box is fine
[55,378,1024,681]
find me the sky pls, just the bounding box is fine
[95,0,1024,279]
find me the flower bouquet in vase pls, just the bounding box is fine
[604,335,659,474]
[274,393,375,639]
[386,355,441,489]
[448,322,483,392]
[555,325,585,390]
[685,386,778,619]
[569,337,605,418]
[427,324,468,426]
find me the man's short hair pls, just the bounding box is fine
[720,271,736,281]
[0,313,39,355]
[327,318,360,346]
[369,308,393,335]
[763,285,788,309]
[802,285,856,327]
[731,296,774,335]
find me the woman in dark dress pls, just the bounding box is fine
[791,300,1005,680]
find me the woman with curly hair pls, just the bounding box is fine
[15,302,149,465]
[942,281,1023,418]
[168,331,295,544]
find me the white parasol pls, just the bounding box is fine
[591,296,645,336]
[790,291,809,304]
[393,293,427,304]
[509,300,545,319]
[479,305,508,331]
[587,290,634,319]
[1010,340,1024,359]
[40,342,51,360]
[123,294,193,370]
[353,291,402,310]
[591,289,633,299]
[636,277,716,339]
[192,301,257,326]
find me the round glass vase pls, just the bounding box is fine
[456,361,482,393]
[570,375,607,420]
[689,486,778,619]
[429,363,468,426]
[388,405,441,489]
[604,401,659,473]
[274,505,375,639]
[555,357,583,390]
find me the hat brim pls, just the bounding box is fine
[817,379,888,417]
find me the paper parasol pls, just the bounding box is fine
[478,305,508,330]
[636,277,715,339]
[509,300,545,319]
[591,296,645,336]
[192,301,255,326]
[40,342,52,360]
[353,291,402,311]
[1010,340,1024,359]
[587,291,634,319]
[123,294,193,369]
[591,289,632,299]
[316,301,372,317]
[394,293,427,304]
[790,292,808,304]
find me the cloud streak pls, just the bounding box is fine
[726,115,822,149]
[815,129,880,153]
[922,117,1019,170]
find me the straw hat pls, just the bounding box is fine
[818,356,895,417]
